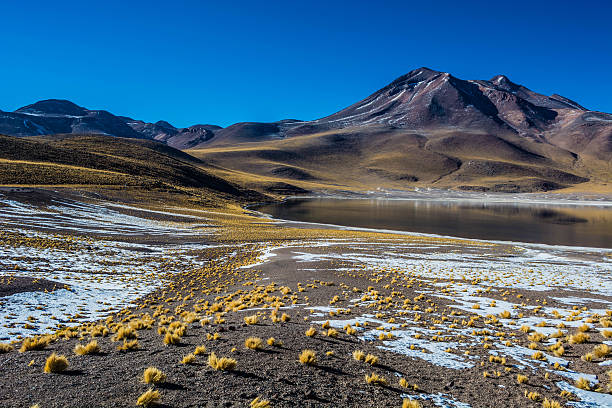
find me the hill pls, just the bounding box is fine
[0,133,259,203]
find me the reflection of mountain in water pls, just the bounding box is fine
[532,209,588,225]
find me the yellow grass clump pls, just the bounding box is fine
[194,345,207,355]
[244,315,259,325]
[517,374,528,384]
[365,372,387,385]
[299,349,317,366]
[181,353,196,364]
[267,337,281,347]
[117,339,139,352]
[163,332,181,346]
[305,327,317,337]
[136,389,160,407]
[245,337,263,350]
[43,353,68,374]
[403,400,422,408]
[74,340,100,355]
[542,398,562,408]
[364,354,378,365]
[326,328,339,338]
[593,343,611,358]
[20,337,49,352]
[143,367,166,384]
[353,350,365,362]
[208,352,237,371]
[569,332,590,344]
[0,343,14,353]
[575,377,591,390]
[250,397,271,408]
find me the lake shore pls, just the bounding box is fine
[0,188,611,407]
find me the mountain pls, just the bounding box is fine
[3,68,611,193]
[0,99,222,149]
[188,68,612,193]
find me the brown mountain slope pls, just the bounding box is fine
[189,68,611,193]
[0,134,259,201]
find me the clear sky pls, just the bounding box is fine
[2,1,611,128]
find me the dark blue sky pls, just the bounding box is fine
[3,1,611,127]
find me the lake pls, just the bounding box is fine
[255,198,612,248]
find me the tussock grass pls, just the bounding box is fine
[569,332,590,344]
[143,367,166,384]
[365,372,387,385]
[19,337,50,352]
[117,339,139,352]
[353,350,365,362]
[163,332,181,346]
[181,353,196,364]
[326,328,339,338]
[245,337,263,350]
[74,340,100,355]
[244,315,259,325]
[298,349,317,366]
[542,399,561,408]
[403,400,422,408]
[0,343,14,353]
[43,353,68,373]
[517,374,528,384]
[305,327,317,337]
[136,389,161,407]
[194,345,207,355]
[364,354,378,365]
[575,377,591,390]
[593,343,611,358]
[250,397,271,408]
[208,352,237,371]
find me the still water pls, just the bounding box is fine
[255,198,612,248]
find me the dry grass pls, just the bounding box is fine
[298,349,317,366]
[43,353,69,374]
[74,340,100,355]
[542,398,562,408]
[244,315,259,325]
[353,350,365,362]
[575,377,591,390]
[117,339,139,352]
[208,352,237,371]
[402,400,422,408]
[364,353,378,365]
[181,353,196,364]
[250,397,271,408]
[194,345,207,355]
[245,337,263,350]
[19,337,49,352]
[305,327,317,337]
[517,374,528,384]
[0,343,14,353]
[143,367,166,384]
[136,389,161,407]
[365,372,387,385]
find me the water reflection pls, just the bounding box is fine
[256,198,612,248]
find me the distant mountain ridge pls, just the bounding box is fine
[2,68,611,192]
[0,99,220,149]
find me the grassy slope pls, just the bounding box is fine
[0,134,262,205]
[188,127,612,195]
